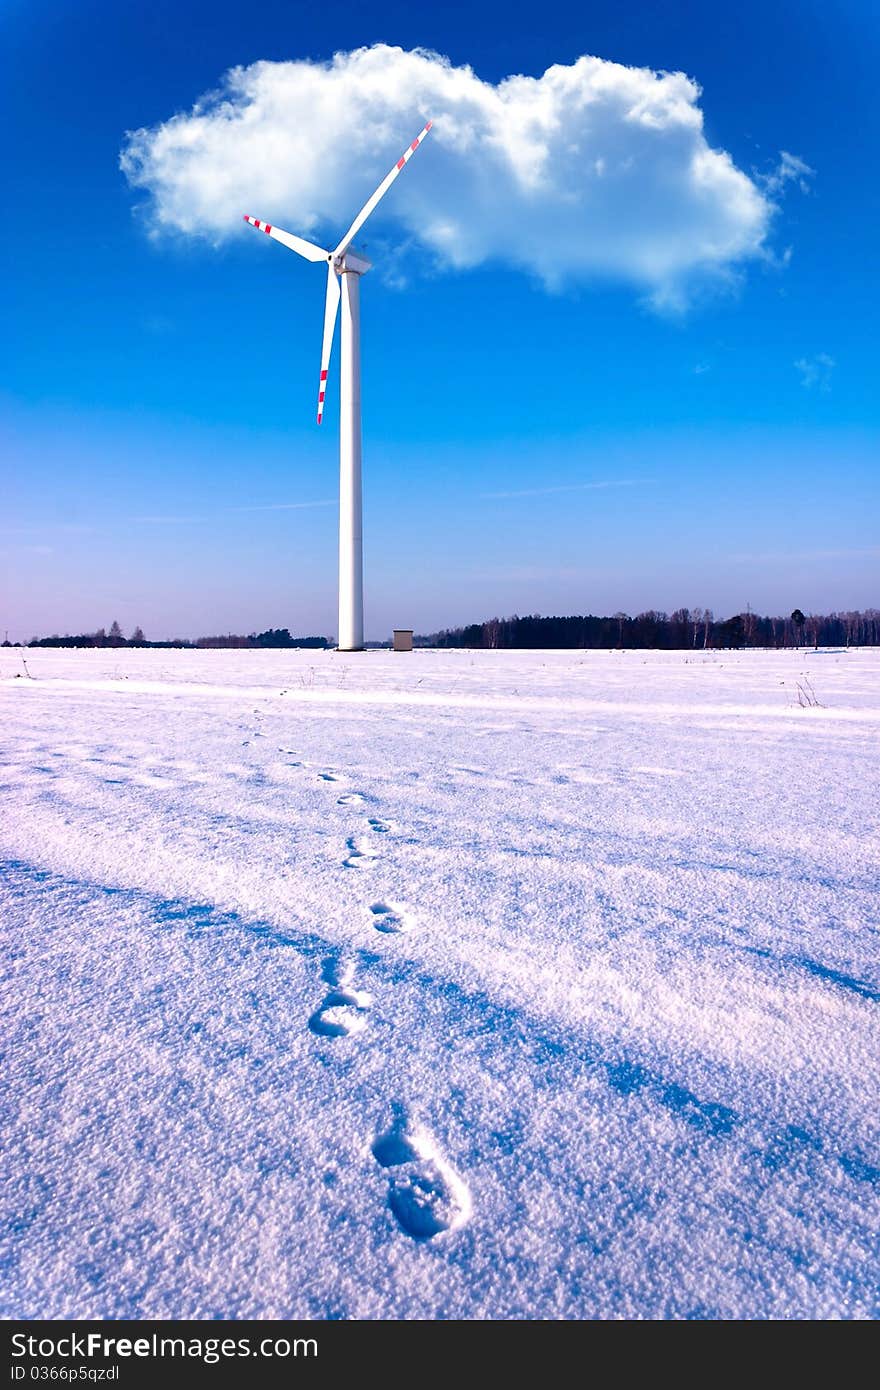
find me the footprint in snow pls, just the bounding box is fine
[319,772,341,783]
[367,817,392,834]
[344,836,377,869]
[370,902,412,935]
[337,792,366,806]
[308,958,372,1038]
[372,1107,471,1240]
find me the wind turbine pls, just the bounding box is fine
[244,121,433,652]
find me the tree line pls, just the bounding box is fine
[420,608,880,650]
[12,622,329,650]
[11,608,880,652]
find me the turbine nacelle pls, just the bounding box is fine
[332,249,372,276]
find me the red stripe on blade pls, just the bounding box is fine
[396,157,406,170]
[320,371,328,381]
[265,224,272,235]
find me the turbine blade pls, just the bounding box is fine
[317,264,340,425]
[243,215,329,263]
[333,121,433,257]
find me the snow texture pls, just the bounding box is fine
[1,647,878,1319]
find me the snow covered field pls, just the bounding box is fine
[1,646,878,1320]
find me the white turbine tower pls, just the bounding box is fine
[244,121,433,651]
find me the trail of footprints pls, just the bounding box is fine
[251,726,470,1240]
[305,759,470,1241]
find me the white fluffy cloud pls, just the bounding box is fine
[121,45,778,304]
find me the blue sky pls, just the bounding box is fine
[2,0,878,642]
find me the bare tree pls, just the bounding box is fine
[743,604,757,646]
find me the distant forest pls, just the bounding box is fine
[419,608,880,650]
[11,608,880,651]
